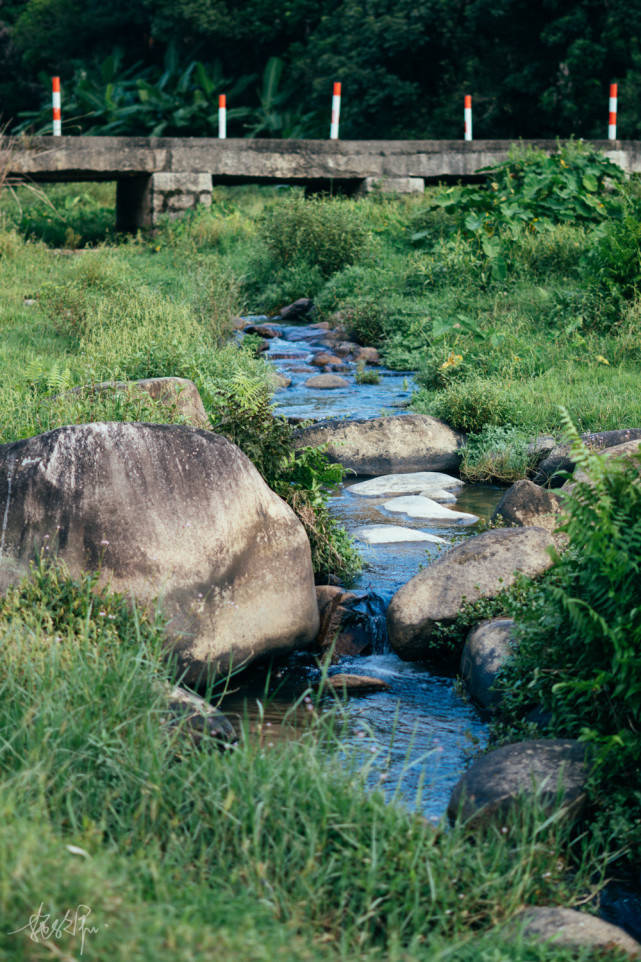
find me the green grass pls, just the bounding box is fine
[0,562,623,962]
[1,179,639,959]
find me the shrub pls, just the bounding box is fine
[585,201,641,301]
[460,425,537,483]
[422,377,519,433]
[260,195,370,279]
[494,419,641,857]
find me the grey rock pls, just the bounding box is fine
[461,618,516,711]
[305,374,350,389]
[505,907,641,957]
[311,352,344,368]
[355,346,381,365]
[388,528,554,661]
[447,739,588,825]
[279,298,314,320]
[165,684,236,746]
[533,428,641,486]
[570,437,641,486]
[492,479,561,533]
[244,324,281,338]
[294,414,464,477]
[0,423,319,684]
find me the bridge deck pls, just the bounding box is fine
[2,137,639,181]
[3,137,638,229]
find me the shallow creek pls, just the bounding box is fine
[220,316,507,822]
[220,316,641,934]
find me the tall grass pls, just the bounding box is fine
[0,562,618,962]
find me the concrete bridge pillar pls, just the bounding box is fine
[359,176,425,195]
[116,172,213,231]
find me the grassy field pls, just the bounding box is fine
[0,154,639,959]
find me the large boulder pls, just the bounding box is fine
[505,907,641,957]
[461,618,516,711]
[387,528,554,661]
[447,739,588,825]
[492,480,561,533]
[0,423,319,684]
[294,414,464,476]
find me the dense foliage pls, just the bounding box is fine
[2,0,641,138]
[494,424,641,857]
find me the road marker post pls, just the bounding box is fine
[464,94,472,141]
[330,82,341,139]
[52,77,61,136]
[218,94,227,139]
[608,83,618,140]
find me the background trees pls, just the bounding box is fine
[2,0,641,138]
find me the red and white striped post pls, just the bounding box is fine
[330,82,341,140]
[218,94,227,139]
[52,76,61,136]
[464,94,472,141]
[608,83,618,140]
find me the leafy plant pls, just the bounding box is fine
[412,143,625,285]
[243,57,316,138]
[15,45,252,137]
[494,416,641,856]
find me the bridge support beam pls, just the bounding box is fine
[359,176,425,195]
[116,172,213,231]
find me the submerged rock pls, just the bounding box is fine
[381,494,478,524]
[347,472,463,498]
[325,673,390,693]
[354,525,446,545]
[447,739,588,825]
[305,374,350,389]
[294,414,464,476]
[387,527,554,661]
[0,423,319,684]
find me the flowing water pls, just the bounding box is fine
[223,316,503,821]
[222,316,641,937]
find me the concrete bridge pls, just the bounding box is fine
[2,136,639,229]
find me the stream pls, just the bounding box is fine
[227,315,502,822]
[225,315,641,937]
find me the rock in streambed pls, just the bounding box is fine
[447,739,588,825]
[387,528,554,662]
[0,423,319,684]
[294,414,464,476]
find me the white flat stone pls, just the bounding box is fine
[354,525,447,545]
[381,495,478,525]
[347,472,463,498]
[421,488,457,503]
